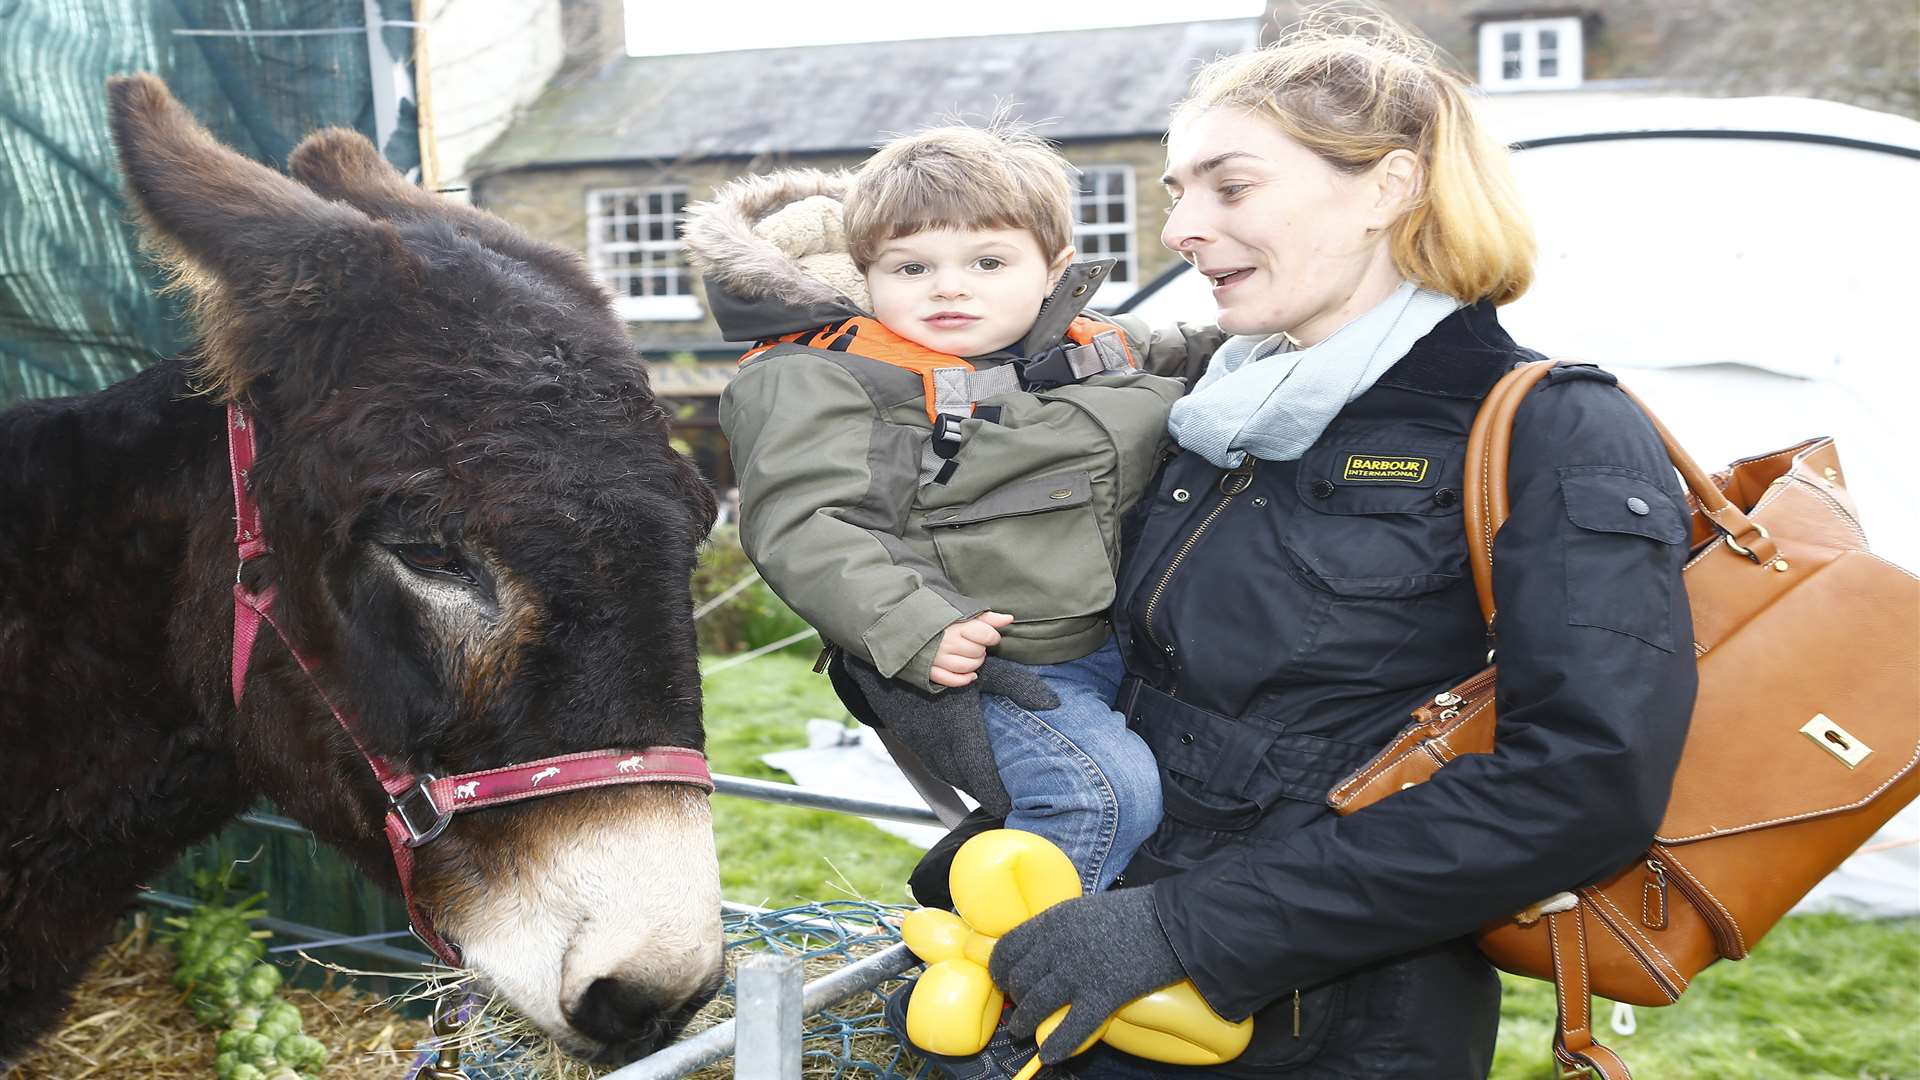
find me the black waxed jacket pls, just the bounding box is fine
[1093,301,1698,1078]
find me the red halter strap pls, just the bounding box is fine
[225,404,713,965]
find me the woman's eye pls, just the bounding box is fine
[392,543,475,584]
[1218,183,1251,200]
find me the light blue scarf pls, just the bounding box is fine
[1168,281,1463,468]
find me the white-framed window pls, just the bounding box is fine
[1478,17,1583,91]
[1070,165,1137,302]
[585,186,702,321]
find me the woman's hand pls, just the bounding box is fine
[989,886,1191,1063]
[930,611,1014,687]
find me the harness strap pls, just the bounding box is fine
[224,404,713,967]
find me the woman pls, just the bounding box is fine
[981,14,1697,1078]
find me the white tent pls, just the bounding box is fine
[1119,95,1920,916]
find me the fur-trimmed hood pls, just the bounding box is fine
[682,169,870,343]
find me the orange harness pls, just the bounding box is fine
[738,314,1136,423]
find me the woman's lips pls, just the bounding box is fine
[1209,267,1255,292]
[924,313,980,329]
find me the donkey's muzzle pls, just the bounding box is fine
[570,972,720,1063]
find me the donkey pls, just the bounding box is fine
[0,75,724,1066]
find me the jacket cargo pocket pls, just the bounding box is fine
[1558,466,1686,651]
[925,470,1115,619]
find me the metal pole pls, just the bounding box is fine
[602,943,921,1080]
[713,774,942,826]
[734,955,803,1080]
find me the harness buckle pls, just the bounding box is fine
[390,775,453,847]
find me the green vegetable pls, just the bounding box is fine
[274,1033,328,1071]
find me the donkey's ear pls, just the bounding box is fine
[289,126,608,304]
[107,75,418,360]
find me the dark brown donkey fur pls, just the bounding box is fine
[0,75,724,1066]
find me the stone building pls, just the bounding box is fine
[465,2,1901,483]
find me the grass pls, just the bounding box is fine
[702,651,924,908]
[700,653,1920,1079]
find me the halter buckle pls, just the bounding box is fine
[391,776,453,847]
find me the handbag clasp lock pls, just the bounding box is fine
[1800,713,1871,769]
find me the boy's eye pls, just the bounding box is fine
[974,257,1005,271]
[896,262,927,276]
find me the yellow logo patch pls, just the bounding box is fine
[1342,454,1430,483]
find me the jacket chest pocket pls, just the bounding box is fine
[1283,437,1468,598]
[925,470,1115,618]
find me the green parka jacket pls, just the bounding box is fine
[687,169,1220,690]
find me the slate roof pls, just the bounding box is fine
[471,18,1260,174]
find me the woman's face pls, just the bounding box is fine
[1161,107,1409,345]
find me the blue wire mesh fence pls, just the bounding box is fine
[411,900,930,1080]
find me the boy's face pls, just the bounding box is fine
[864,227,1074,357]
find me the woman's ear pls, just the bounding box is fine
[1367,149,1423,228]
[1048,244,1077,287]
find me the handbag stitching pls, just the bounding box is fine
[1588,888,1687,996]
[1658,852,1748,956]
[1584,894,1681,1004]
[1657,739,1920,844]
[1781,475,1868,546]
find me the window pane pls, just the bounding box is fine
[648,220,668,242]
[671,192,687,215]
[1107,233,1129,254]
[670,272,692,296]
[647,192,665,215]
[1502,31,1523,79]
[622,195,641,217]
[1539,55,1559,77]
[647,272,670,295]
[1539,29,1558,51]
[1106,200,1127,224]
[625,274,643,297]
[1078,172,1098,197]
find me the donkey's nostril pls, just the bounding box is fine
[571,976,666,1049]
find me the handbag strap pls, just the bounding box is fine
[1548,905,1633,1080]
[1463,359,1781,628]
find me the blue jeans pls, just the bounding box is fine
[980,636,1162,894]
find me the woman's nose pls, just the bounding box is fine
[1162,199,1210,254]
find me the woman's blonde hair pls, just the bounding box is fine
[1177,6,1534,304]
[846,120,1075,270]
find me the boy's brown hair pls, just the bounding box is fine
[846,121,1075,270]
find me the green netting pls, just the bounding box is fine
[441,901,931,1080]
[0,0,419,404]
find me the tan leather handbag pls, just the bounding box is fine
[1328,360,1920,1079]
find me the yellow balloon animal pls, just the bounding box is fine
[898,830,1252,1078]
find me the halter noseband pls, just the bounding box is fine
[224,403,713,965]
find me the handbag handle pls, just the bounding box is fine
[1461,360,1780,628]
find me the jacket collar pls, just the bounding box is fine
[1373,299,1538,400]
[986,258,1114,361]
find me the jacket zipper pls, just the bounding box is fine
[1139,462,1256,658]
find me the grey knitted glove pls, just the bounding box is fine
[989,886,1190,1064]
[845,657,1059,819]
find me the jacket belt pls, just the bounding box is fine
[1118,677,1381,805]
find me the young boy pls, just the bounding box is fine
[686,124,1216,893]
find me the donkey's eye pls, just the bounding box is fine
[391,543,476,584]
